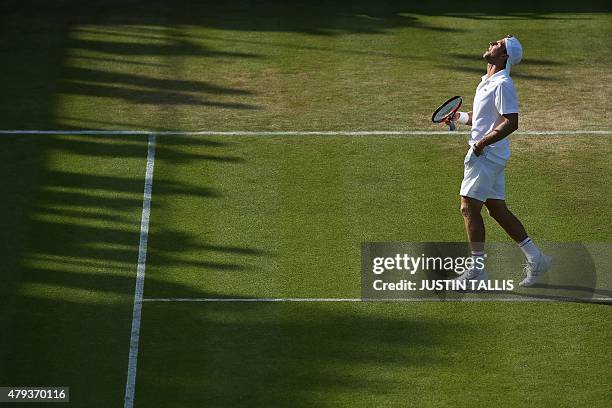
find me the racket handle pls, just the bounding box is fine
[448,120,456,131]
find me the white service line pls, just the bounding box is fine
[1,129,612,136]
[124,135,156,408]
[141,297,612,303]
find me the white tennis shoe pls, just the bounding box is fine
[454,267,487,283]
[519,253,552,287]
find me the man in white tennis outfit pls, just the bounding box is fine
[448,35,551,287]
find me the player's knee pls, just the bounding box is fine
[487,204,508,220]
[460,203,479,219]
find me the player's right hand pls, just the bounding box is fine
[443,112,459,125]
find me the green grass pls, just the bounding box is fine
[147,135,612,300]
[1,1,611,407]
[47,13,612,131]
[2,2,611,131]
[0,135,147,406]
[136,302,611,408]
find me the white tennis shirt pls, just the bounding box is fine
[470,69,518,165]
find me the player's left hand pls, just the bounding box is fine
[473,141,485,156]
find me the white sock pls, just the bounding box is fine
[471,251,485,271]
[518,237,541,263]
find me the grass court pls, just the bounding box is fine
[1,1,611,406]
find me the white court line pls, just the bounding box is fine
[0,129,612,136]
[142,297,612,303]
[124,135,156,408]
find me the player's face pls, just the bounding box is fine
[483,38,508,64]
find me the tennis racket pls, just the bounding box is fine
[432,96,462,131]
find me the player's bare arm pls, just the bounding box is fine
[473,113,518,156]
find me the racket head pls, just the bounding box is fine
[432,96,462,123]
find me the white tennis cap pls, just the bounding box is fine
[504,36,522,74]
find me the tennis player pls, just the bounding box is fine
[447,35,551,287]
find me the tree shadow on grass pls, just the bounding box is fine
[43,135,243,164]
[67,37,260,59]
[0,129,472,405]
[450,53,564,67]
[445,53,564,81]
[0,134,260,406]
[531,284,612,298]
[2,0,606,131]
[443,12,596,21]
[136,301,472,407]
[439,64,559,82]
[513,284,612,305]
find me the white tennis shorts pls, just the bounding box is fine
[460,147,505,202]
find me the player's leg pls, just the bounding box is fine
[486,170,551,286]
[459,149,491,253]
[460,196,485,252]
[456,196,486,282]
[456,150,494,282]
[484,199,527,242]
